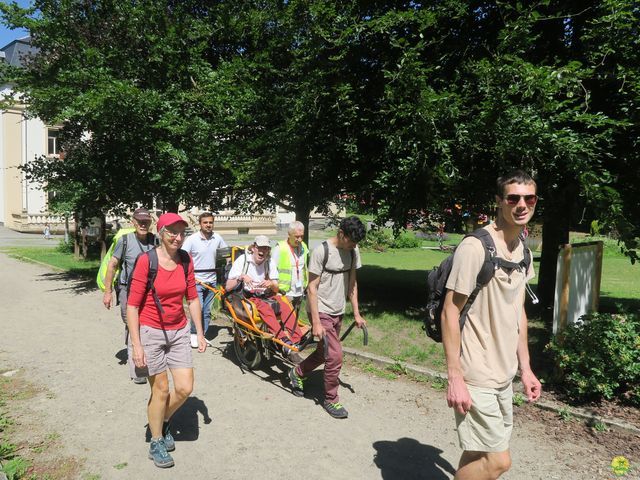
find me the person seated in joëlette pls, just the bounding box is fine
[225,235,305,363]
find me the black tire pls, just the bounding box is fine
[233,326,262,370]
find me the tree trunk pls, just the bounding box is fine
[537,182,578,332]
[294,203,312,246]
[64,215,70,244]
[99,214,107,260]
[73,212,80,259]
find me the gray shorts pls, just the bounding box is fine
[133,323,193,378]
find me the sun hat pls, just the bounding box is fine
[254,235,270,247]
[157,213,188,231]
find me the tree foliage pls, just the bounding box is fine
[0,0,237,218]
[1,0,638,316]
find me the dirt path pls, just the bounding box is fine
[0,253,631,479]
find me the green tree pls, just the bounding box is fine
[0,0,236,220]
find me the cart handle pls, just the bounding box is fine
[340,321,368,346]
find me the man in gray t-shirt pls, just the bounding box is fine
[102,208,156,384]
[287,216,367,419]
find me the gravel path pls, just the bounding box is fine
[0,252,624,479]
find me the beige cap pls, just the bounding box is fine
[254,235,270,247]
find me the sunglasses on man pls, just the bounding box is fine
[503,194,538,206]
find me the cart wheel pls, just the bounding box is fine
[233,326,262,370]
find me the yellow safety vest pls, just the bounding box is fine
[277,240,308,293]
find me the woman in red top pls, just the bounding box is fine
[127,213,206,468]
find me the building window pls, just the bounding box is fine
[47,129,59,156]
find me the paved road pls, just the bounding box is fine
[0,224,328,249]
[0,224,64,247]
[0,253,614,479]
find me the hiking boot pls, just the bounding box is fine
[132,376,147,384]
[190,334,198,349]
[323,401,348,419]
[148,438,174,468]
[162,421,175,452]
[288,367,305,397]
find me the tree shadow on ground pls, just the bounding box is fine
[358,265,426,317]
[373,437,456,480]
[145,396,211,443]
[37,269,98,295]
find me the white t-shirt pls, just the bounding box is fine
[228,251,278,296]
[181,231,227,283]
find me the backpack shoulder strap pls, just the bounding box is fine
[241,248,250,275]
[145,248,165,315]
[178,249,190,282]
[120,233,130,277]
[456,229,497,329]
[322,241,329,272]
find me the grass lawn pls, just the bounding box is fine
[0,246,100,279]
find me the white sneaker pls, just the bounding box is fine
[190,334,198,349]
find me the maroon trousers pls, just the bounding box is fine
[251,296,303,344]
[296,312,343,403]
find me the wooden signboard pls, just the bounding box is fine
[552,241,604,336]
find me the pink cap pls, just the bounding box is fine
[157,213,188,231]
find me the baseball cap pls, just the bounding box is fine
[254,235,270,247]
[132,208,152,221]
[157,213,188,231]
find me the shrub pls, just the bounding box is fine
[361,227,393,250]
[391,231,422,249]
[545,312,640,406]
[55,239,74,254]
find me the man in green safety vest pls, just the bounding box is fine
[271,220,308,308]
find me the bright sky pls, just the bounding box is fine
[0,0,32,49]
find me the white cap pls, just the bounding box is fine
[254,235,270,247]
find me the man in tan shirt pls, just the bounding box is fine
[442,170,542,480]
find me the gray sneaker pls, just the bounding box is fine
[323,401,349,419]
[288,367,305,397]
[163,430,175,452]
[148,438,174,468]
[132,376,147,384]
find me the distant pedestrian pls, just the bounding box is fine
[43,223,51,240]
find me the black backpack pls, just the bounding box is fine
[424,229,532,342]
[128,248,191,316]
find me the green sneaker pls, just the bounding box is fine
[288,367,305,397]
[148,438,174,468]
[323,401,348,419]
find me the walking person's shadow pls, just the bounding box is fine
[145,396,212,443]
[373,437,456,479]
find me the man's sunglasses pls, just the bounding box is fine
[504,194,538,206]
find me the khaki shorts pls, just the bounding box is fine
[133,323,192,378]
[455,383,513,452]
